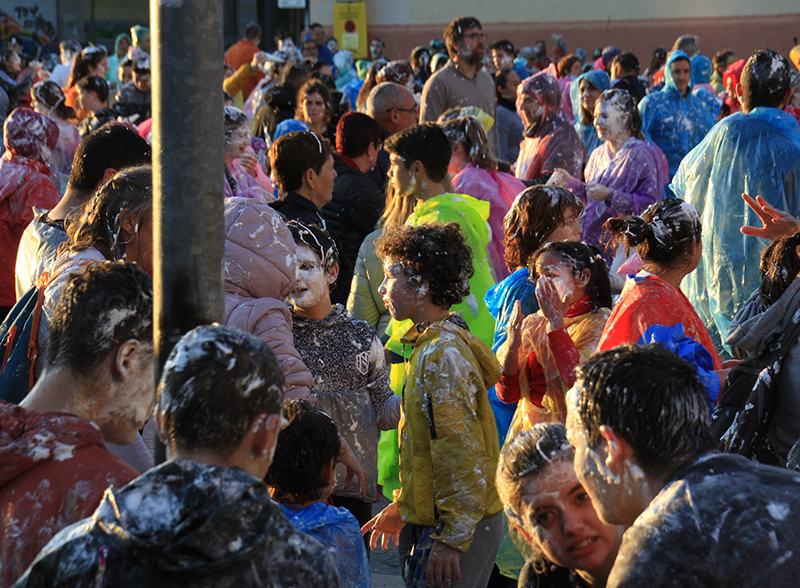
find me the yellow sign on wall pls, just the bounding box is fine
[333,1,367,60]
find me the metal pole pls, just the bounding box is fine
[151,0,226,463]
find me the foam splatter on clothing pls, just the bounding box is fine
[13,460,341,587]
[291,304,399,502]
[570,69,611,157]
[608,452,800,587]
[515,109,585,183]
[0,401,138,587]
[396,317,503,553]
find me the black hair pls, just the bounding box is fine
[282,63,310,89]
[67,45,108,89]
[573,344,715,477]
[384,122,451,183]
[530,241,612,311]
[611,52,639,75]
[489,40,515,56]
[31,80,76,121]
[597,88,642,138]
[158,325,285,457]
[45,262,153,376]
[504,185,584,271]
[269,131,333,191]
[67,122,152,194]
[604,198,701,271]
[494,68,516,99]
[287,219,339,273]
[758,232,800,308]
[741,49,791,112]
[376,222,473,308]
[77,74,109,103]
[443,16,482,59]
[244,21,262,41]
[265,399,341,504]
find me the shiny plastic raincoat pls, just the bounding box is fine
[570,69,611,158]
[396,318,503,553]
[671,107,800,351]
[639,50,716,178]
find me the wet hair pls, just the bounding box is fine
[132,57,151,74]
[244,21,262,41]
[497,422,573,525]
[44,262,153,376]
[741,49,791,112]
[557,54,581,78]
[573,344,715,477]
[611,52,640,75]
[375,222,473,308]
[336,111,380,159]
[503,185,584,271]
[672,34,699,55]
[604,198,701,271]
[758,232,800,308]
[67,122,152,194]
[223,105,248,140]
[158,325,285,457]
[77,74,109,103]
[444,16,482,59]
[384,122,451,183]
[31,81,76,121]
[296,80,331,125]
[63,165,153,260]
[596,88,642,138]
[439,114,497,171]
[530,241,612,311]
[67,45,108,89]
[287,219,339,273]
[265,399,341,504]
[269,131,333,191]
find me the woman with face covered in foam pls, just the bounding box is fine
[286,220,399,529]
[497,242,612,432]
[549,89,664,259]
[514,70,585,185]
[496,423,623,588]
[598,198,725,410]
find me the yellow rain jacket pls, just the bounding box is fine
[396,317,503,553]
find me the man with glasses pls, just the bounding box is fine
[420,17,499,157]
[366,82,419,190]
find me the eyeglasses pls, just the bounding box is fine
[463,32,487,42]
[388,103,419,115]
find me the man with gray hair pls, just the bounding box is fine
[366,81,419,189]
[13,324,341,587]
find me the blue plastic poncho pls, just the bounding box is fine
[671,107,800,351]
[281,502,370,588]
[639,50,716,178]
[690,55,713,87]
[570,69,611,157]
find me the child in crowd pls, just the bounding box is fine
[286,220,400,529]
[265,399,370,588]
[498,241,612,432]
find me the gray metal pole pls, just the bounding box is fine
[151,0,226,463]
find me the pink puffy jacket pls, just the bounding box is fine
[223,197,312,398]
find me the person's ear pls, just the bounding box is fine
[252,412,282,458]
[326,263,339,285]
[409,159,423,177]
[113,338,143,381]
[303,167,317,191]
[575,268,591,290]
[598,424,631,472]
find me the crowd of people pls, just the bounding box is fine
[3,13,800,588]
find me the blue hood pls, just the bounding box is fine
[664,50,692,93]
[691,55,712,87]
[570,69,611,121]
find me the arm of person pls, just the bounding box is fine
[587,150,661,214]
[223,61,261,98]
[419,76,445,123]
[346,238,385,330]
[366,334,402,429]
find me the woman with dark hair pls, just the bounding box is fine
[549,88,664,257]
[728,232,800,464]
[410,46,431,93]
[274,80,334,142]
[598,198,724,409]
[65,45,108,121]
[556,53,582,123]
[223,105,273,202]
[30,81,81,188]
[569,69,610,157]
[497,241,611,431]
[496,423,623,588]
[0,49,43,119]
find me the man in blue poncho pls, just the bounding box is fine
[639,50,716,182]
[672,49,800,352]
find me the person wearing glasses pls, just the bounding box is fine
[366,81,419,190]
[420,17,499,157]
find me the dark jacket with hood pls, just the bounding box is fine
[13,460,341,588]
